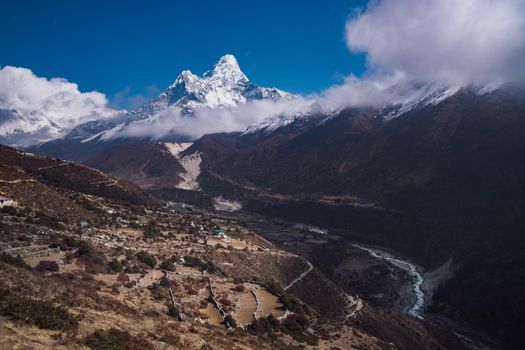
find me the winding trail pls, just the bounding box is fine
[284,260,313,291]
[352,244,425,319]
[0,179,36,184]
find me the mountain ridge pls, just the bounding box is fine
[27,54,293,157]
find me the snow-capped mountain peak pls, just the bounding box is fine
[203,54,248,84]
[60,54,294,144]
[0,108,64,146]
[173,70,198,86]
[129,54,292,119]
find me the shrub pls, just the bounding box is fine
[84,328,152,350]
[265,280,304,313]
[136,251,156,268]
[80,255,109,274]
[0,206,18,215]
[159,259,175,271]
[142,221,161,239]
[167,303,180,319]
[0,288,78,331]
[77,241,97,257]
[182,255,202,268]
[122,260,142,274]
[0,252,30,269]
[248,316,279,335]
[182,255,218,273]
[124,281,136,288]
[202,260,218,274]
[160,276,170,287]
[109,258,123,273]
[148,283,165,301]
[289,331,319,346]
[63,236,79,249]
[219,298,231,307]
[76,240,108,273]
[117,273,130,283]
[223,314,237,328]
[35,260,59,272]
[231,285,245,292]
[35,212,62,229]
[48,239,67,251]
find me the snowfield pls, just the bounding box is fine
[213,196,242,212]
[164,142,202,191]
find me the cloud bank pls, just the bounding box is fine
[112,0,525,140]
[345,0,525,87]
[0,66,121,129]
[313,0,525,111]
[106,97,312,140]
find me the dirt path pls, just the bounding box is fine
[0,179,36,184]
[284,260,313,291]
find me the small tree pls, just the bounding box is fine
[108,258,123,272]
[137,251,156,268]
[143,221,161,239]
[159,259,175,271]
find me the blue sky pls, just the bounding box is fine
[0,0,368,108]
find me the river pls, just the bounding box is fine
[352,243,425,319]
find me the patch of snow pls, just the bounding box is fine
[164,142,192,158]
[293,223,327,235]
[163,142,202,191]
[213,196,242,212]
[379,85,460,121]
[0,109,64,146]
[243,102,334,135]
[177,152,202,191]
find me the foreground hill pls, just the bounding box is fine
[0,144,156,208]
[0,146,468,349]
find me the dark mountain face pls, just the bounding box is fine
[220,89,525,221]
[84,141,186,190]
[189,88,525,348]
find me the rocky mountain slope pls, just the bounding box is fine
[0,144,155,210]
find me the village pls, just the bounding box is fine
[0,193,372,350]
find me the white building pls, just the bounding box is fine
[0,196,17,208]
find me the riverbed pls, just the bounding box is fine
[352,244,425,319]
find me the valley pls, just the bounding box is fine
[212,209,496,349]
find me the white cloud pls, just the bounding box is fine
[345,0,525,87]
[0,66,121,129]
[320,72,406,109]
[107,97,311,140]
